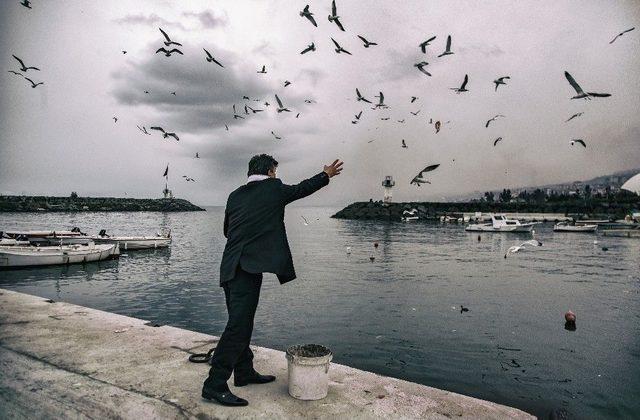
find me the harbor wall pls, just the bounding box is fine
[0,195,205,212]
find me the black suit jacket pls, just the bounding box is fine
[219,172,330,285]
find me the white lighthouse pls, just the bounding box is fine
[382,175,395,204]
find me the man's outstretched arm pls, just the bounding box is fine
[281,159,343,205]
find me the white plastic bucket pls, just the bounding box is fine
[286,344,333,400]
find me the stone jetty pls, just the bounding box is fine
[0,289,534,419]
[0,195,205,212]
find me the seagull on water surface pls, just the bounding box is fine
[300,5,317,27]
[564,71,611,100]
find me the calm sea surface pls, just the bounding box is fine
[1,207,638,419]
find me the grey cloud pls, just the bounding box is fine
[182,10,228,28]
[114,13,186,30]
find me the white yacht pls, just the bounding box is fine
[465,214,536,233]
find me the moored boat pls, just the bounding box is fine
[0,243,119,268]
[4,228,92,245]
[91,229,171,250]
[553,222,597,232]
[465,214,535,233]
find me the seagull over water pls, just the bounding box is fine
[12,55,39,72]
[156,47,183,57]
[485,114,505,128]
[410,164,440,186]
[438,35,454,57]
[150,126,179,141]
[450,74,469,93]
[300,5,318,27]
[494,76,510,91]
[275,94,291,113]
[159,28,182,47]
[331,38,351,55]
[357,35,377,48]
[300,43,316,54]
[564,71,611,100]
[414,61,431,76]
[203,48,223,67]
[565,112,584,122]
[609,27,635,44]
[571,139,587,148]
[504,239,542,258]
[356,88,372,103]
[328,0,345,31]
[419,36,436,53]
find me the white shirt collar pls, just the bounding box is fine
[247,174,270,184]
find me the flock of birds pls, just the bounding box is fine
[7,1,636,187]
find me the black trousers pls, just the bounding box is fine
[204,265,263,391]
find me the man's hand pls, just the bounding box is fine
[323,159,344,178]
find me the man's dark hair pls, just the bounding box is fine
[247,154,278,176]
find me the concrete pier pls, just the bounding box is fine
[0,289,534,419]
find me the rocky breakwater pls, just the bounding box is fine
[0,196,205,212]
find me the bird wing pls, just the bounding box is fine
[306,14,317,27]
[24,77,35,85]
[587,92,611,97]
[623,27,635,34]
[233,104,237,113]
[576,139,586,147]
[303,5,309,13]
[564,71,584,95]
[356,111,362,118]
[493,137,502,146]
[331,38,341,48]
[485,119,491,128]
[169,49,183,55]
[167,133,179,141]
[12,55,25,69]
[159,28,171,42]
[357,35,367,44]
[332,0,337,16]
[379,92,384,103]
[155,47,168,54]
[609,34,621,44]
[426,35,436,44]
[334,18,345,31]
[150,126,165,133]
[275,94,283,108]
[446,35,452,51]
[212,57,224,67]
[203,48,212,59]
[460,74,469,89]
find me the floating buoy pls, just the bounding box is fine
[373,242,379,248]
[346,246,351,254]
[593,240,599,245]
[564,310,577,331]
[601,246,608,251]
[369,256,375,262]
[477,235,481,242]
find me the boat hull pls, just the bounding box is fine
[553,224,597,232]
[0,244,119,268]
[91,237,171,250]
[465,224,534,233]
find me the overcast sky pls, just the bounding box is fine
[1,0,639,206]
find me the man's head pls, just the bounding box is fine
[248,154,278,178]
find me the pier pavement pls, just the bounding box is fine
[0,288,534,419]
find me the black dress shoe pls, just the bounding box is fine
[234,372,276,387]
[202,387,248,406]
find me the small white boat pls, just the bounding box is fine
[465,214,535,233]
[401,209,419,222]
[0,243,119,268]
[553,222,597,232]
[91,229,171,250]
[4,228,92,245]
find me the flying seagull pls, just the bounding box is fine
[414,61,431,76]
[354,111,362,120]
[275,94,291,112]
[397,119,405,123]
[182,176,196,182]
[300,43,316,54]
[450,74,469,93]
[300,5,318,27]
[609,27,635,44]
[244,105,250,115]
[257,65,267,74]
[570,139,586,148]
[504,239,542,258]
[122,50,127,54]
[296,113,300,118]
[136,125,151,135]
[247,105,263,113]
[410,164,440,186]
[150,126,179,141]
[374,92,387,109]
[401,139,407,148]
[12,55,39,72]
[356,88,372,103]
[494,76,510,91]
[331,38,351,55]
[195,153,200,158]
[203,48,223,67]
[112,116,118,123]
[410,96,418,103]
[232,104,245,119]
[284,80,291,87]
[419,36,437,53]
[410,110,421,116]
[156,47,183,57]
[328,0,345,31]
[357,35,377,48]
[485,114,505,128]
[271,131,282,140]
[159,28,182,47]
[20,0,32,9]
[438,35,454,57]
[435,121,441,133]
[8,70,23,77]
[565,112,584,122]
[380,117,390,120]
[224,124,229,131]
[493,137,503,146]
[301,215,310,226]
[564,71,611,100]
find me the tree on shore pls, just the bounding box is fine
[483,191,495,203]
[499,189,512,203]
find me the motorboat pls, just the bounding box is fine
[0,243,119,268]
[91,229,171,250]
[3,228,92,245]
[465,214,535,233]
[401,209,419,222]
[553,222,597,232]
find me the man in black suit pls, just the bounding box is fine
[202,154,343,406]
